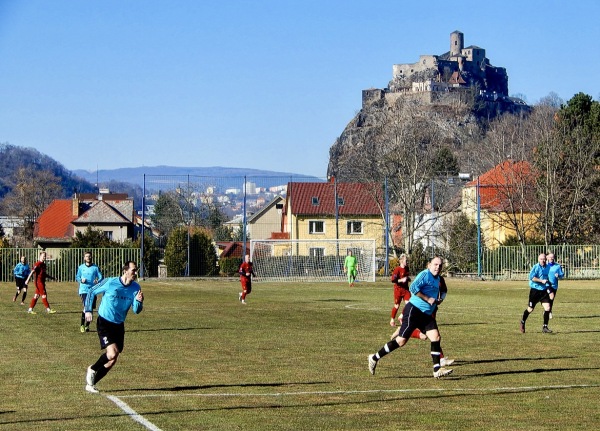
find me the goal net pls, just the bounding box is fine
[250,239,376,283]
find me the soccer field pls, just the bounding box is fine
[1,278,598,430]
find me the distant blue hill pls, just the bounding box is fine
[73,166,323,189]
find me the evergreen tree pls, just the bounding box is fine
[164,227,188,277]
[70,226,119,248]
[444,213,480,273]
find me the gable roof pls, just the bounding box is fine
[247,195,284,223]
[287,182,382,216]
[466,160,535,187]
[73,200,131,224]
[465,160,538,212]
[217,241,250,258]
[34,195,135,243]
[33,200,77,240]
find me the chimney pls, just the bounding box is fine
[72,195,79,217]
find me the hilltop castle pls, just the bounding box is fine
[363,31,524,109]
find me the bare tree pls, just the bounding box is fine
[1,168,62,244]
[331,98,450,253]
[472,112,542,251]
[536,91,563,108]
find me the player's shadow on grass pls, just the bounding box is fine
[111,381,331,393]
[558,329,600,334]
[0,386,586,427]
[457,355,576,365]
[452,366,598,380]
[442,322,489,327]
[128,327,212,333]
[48,309,84,315]
[560,315,600,319]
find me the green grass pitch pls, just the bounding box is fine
[1,278,598,430]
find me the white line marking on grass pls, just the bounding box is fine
[106,395,163,431]
[116,383,599,399]
[344,303,384,311]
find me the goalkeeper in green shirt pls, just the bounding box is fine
[344,250,358,286]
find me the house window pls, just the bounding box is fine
[309,220,324,234]
[312,197,320,206]
[104,231,113,240]
[337,197,344,206]
[346,221,363,234]
[309,247,325,258]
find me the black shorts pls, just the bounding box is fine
[398,302,438,339]
[528,288,550,308]
[15,278,27,289]
[96,315,125,352]
[80,293,97,310]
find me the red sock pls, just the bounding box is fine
[29,297,38,309]
[42,296,50,308]
[391,307,398,319]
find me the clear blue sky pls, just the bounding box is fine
[1,1,598,178]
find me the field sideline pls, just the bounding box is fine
[1,278,598,430]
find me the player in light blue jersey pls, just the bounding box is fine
[368,256,453,379]
[84,261,144,393]
[76,251,103,333]
[13,256,31,304]
[546,252,565,319]
[520,253,552,333]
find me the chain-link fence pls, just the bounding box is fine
[140,174,327,277]
[2,174,598,281]
[481,244,600,280]
[1,248,140,283]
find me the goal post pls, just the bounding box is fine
[250,239,376,283]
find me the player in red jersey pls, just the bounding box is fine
[238,254,256,305]
[390,254,410,326]
[391,275,454,366]
[24,251,57,314]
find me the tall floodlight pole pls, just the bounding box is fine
[141,174,145,279]
[334,177,339,245]
[185,175,191,277]
[477,177,482,277]
[384,177,389,276]
[242,176,247,258]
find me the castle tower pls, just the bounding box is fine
[450,30,464,57]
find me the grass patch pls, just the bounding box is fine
[1,278,598,430]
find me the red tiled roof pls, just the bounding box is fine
[465,160,538,212]
[219,242,251,258]
[33,200,77,239]
[34,196,135,242]
[287,182,382,216]
[466,160,535,187]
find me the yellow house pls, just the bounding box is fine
[283,181,385,255]
[462,160,541,249]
